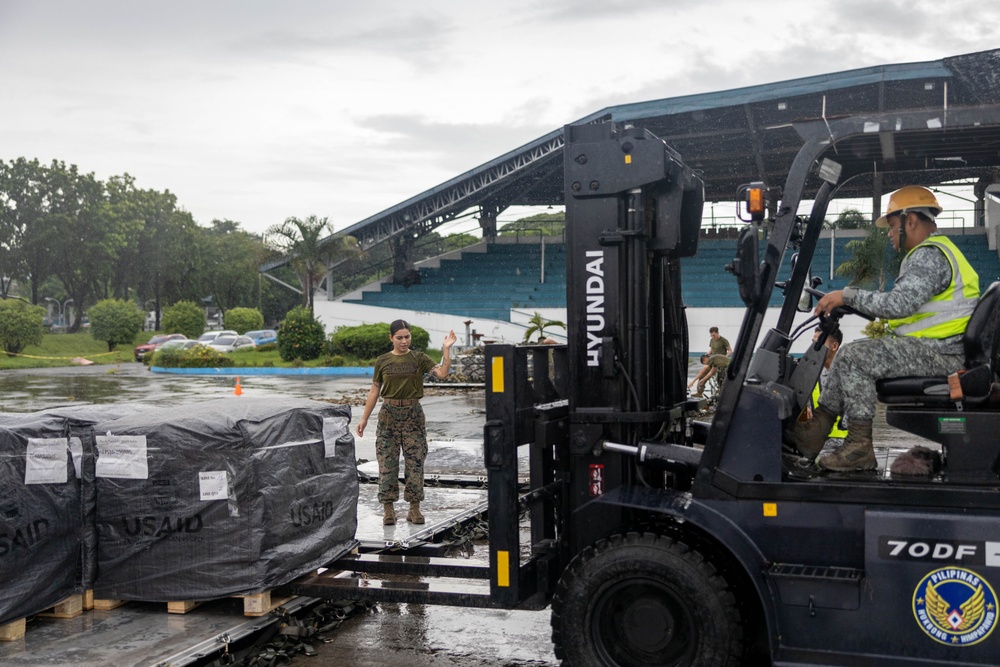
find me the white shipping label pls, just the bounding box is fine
[323,416,349,458]
[25,438,69,485]
[95,434,149,479]
[199,470,229,501]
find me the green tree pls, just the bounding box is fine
[277,306,325,361]
[826,208,867,229]
[0,298,45,356]
[0,158,52,302]
[499,212,565,237]
[834,225,898,290]
[522,311,566,343]
[199,220,268,315]
[161,300,206,339]
[88,298,144,352]
[224,307,264,334]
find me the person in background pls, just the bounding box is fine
[688,353,730,398]
[708,327,732,357]
[796,328,848,463]
[357,320,457,525]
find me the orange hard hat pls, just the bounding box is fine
[875,186,943,228]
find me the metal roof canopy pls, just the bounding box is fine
[268,48,1000,272]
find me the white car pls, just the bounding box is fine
[196,330,238,344]
[206,335,256,353]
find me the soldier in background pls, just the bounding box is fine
[708,326,732,357]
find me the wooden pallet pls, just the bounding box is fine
[0,594,85,642]
[92,590,294,617]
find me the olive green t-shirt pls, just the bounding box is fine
[706,354,730,371]
[708,336,731,357]
[374,350,437,400]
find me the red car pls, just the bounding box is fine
[134,333,187,361]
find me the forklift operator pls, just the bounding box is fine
[789,186,980,472]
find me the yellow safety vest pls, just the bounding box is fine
[811,382,848,438]
[887,236,980,339]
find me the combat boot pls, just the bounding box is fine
[407,502,425,524]
[383,503,396,526]
[786,407,837,458]
[818,421,876,472]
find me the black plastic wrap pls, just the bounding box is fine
[0,412,81,626]
[91,397,358,601]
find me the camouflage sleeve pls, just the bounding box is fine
[842,245,951,319]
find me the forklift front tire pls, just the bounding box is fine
[551,532,743,667]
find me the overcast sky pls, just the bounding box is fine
[2,1,998,236]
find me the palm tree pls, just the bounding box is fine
[266,216,359,311]
[522,311,566,343]
[834,225,899,291]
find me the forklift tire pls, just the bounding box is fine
[551,532,743,667]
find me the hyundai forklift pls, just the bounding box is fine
[290,104,1000,665]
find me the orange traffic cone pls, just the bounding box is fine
[234,377,243,396]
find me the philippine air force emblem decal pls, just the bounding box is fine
[913,568,997,646]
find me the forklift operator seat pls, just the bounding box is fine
[876,281,1000,407]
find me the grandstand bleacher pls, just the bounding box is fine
[340,231,1000,320]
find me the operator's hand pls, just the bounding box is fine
[356,417,368,438]
[815,290,846,317]
[443,330,457,348]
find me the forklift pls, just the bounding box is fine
[290,104,1000,665]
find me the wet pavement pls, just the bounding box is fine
[0,363,558,667]
[0,362,942,666]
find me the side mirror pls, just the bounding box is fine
[726,224,761,307]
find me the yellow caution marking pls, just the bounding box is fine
[491,357,504,393]
[763,502,777,517]
[624,154,632,164]
[497,550,510,587]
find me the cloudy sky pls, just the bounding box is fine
[2,1,998,236]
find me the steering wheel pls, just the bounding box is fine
[803,286,875,321]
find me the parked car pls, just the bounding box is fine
[245,329,278,346]
[133,333,187,361]
[196,330,238,344]
[206,335,256,353]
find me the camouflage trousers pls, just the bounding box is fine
[818,336,964,422]
[375,403,428,503]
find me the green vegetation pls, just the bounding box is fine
[499,212,565,237]
[224,307,264,334]
[88,298,144,352]
[834,225,899,291]
[521,311,565,343]
[162,300,206,339]
[0,298,46,356]
[0,331,137,368]
[277,306,326,362]
[331,322,430,359]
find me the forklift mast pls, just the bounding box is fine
[560,121,704,552]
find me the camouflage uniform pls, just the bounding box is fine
[375,403,427,503]
[818,236,972,422]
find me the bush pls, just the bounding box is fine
[150,344,235,368]
[88,299,145,352]
[277,306,325,362]
[224,307,264,335]
[255,342,277,353]
[330,322,429,359]
[162,301,206,339]
[0,298,46,357]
